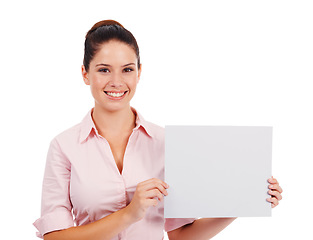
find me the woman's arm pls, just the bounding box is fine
[44,178,168,240]
[167,218,236,240]
[44,207,132,240]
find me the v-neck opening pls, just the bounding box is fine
[102,129,136,176]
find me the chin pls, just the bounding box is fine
[98,103,130,113]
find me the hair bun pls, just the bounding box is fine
[86,20,124,38]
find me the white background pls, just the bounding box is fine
[1,0,312,239]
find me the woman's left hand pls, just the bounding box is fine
[267,176,283,208]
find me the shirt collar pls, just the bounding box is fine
[79,107,154,143]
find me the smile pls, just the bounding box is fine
[104,91,128,98]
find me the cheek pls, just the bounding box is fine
[89,80,106,99]
[128,82,138,94]
[91,77,106,89]
[128,76,139,87]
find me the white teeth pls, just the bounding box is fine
[106,91,125,97]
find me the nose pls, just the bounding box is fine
[109,72,123,88]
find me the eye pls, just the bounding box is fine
[123,67,134,73]
[98,68,109,73]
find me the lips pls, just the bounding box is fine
[104,90,128,98]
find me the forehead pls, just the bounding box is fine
[92,40,137,65]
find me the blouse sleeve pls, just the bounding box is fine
[33,138,74,239]
[164,218,196,232]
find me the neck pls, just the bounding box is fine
[91,104,136,137]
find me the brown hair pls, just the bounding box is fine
[83,20,140,72]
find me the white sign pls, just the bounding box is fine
[164,126,272,218]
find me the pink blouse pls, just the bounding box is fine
[33,107,195,239]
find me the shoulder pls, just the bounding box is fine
[51,122,82,146]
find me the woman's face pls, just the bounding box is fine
[82,40,141,113]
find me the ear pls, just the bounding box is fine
[137,64,142,83]
[81,65,90,85]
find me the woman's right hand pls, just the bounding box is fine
[124,178,169,223]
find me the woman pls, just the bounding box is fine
[33,20,283,240]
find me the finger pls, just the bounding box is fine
[268,177,278,184]
[137,183,168,197]
[272,198,279,208]
[268,190,283,201]
[139,179,169,196]
[268,184,283,193]
[266,196,279,208]
[140,178,169,189]
[147,199,159,207]
[145,189,164,201]
[139,178,163,186]
[154,183,169,196]
[154,178,170,189]
[145,182,168,196]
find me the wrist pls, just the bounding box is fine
[121,205,137,226]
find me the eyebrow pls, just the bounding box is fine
[95,63,136,67]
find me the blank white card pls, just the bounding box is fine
[164,126,272,218]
